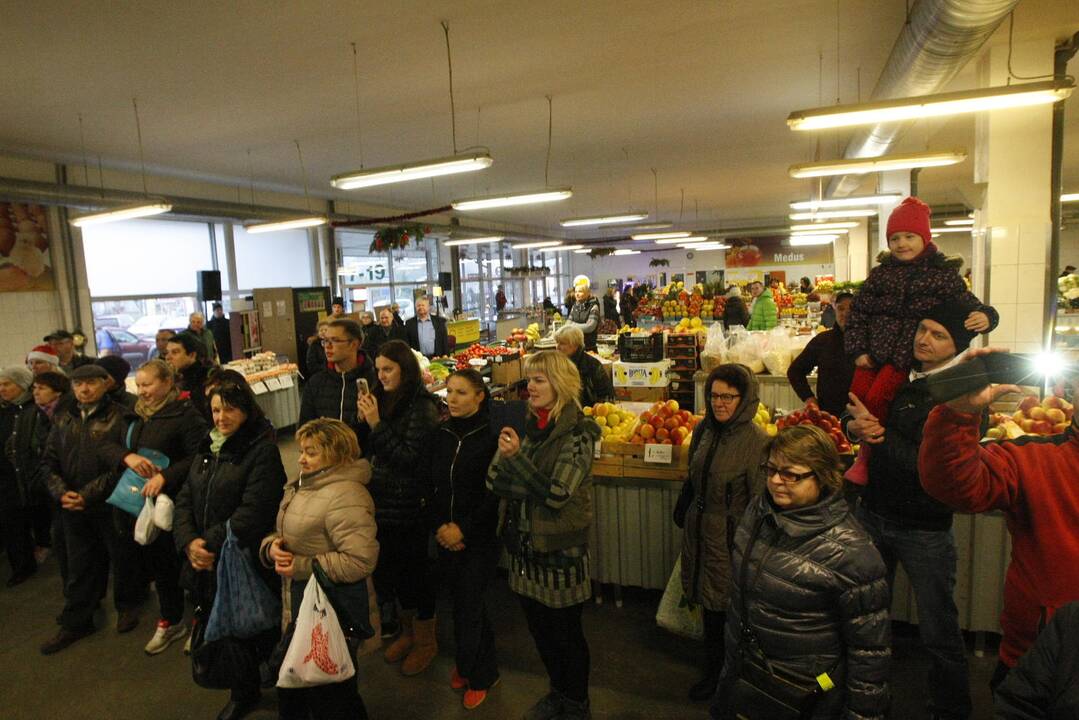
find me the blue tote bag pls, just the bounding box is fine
[204,520,280,642]
[106,424,171,517]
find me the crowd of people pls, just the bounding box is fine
[1,198,1077,720]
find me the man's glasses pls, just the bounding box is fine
[762,463,816,486]
[709,393,741,404]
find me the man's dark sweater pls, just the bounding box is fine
[786,327,855,418]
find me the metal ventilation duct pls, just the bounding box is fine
[827,0,1020,197]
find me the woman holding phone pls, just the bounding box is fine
[356,339,441,676]
[486,351,601,720]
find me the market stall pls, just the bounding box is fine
[225,352,302,429]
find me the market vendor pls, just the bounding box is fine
[786,291,854,417]
[564,275,601,351]
[554,325,613,407]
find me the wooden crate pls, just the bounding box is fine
[603,441,690,481]
[615,385,669,402]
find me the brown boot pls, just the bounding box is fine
[383,610,414,664]
[401,617,438,676]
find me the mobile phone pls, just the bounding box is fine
[489,400,529,441]
[356,378,369,397]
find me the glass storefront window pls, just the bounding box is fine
[233,225,312,289]
[91,296,198,369]
[82,219,213,296]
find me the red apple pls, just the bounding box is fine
[1020,419,1036,433]
[1013,410,1027,424]
[1046,408,1066,424]
[1053,422,1069,434]
[1029,407,1048,421]
[1032,420,1054,435]
[1018,396,1039,413]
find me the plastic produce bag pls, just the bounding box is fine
[655,554,703,640]
[761,328,794,376]
[134,497,160,546]
[701,323,726,373]
[726,329,765,374]
[204,521,280,642]
[277,573,356,688]
[153,493,174,531]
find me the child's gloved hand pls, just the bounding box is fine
[854,354,876,369]
[964,311,990,332]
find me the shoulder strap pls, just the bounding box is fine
[126,421,136,450]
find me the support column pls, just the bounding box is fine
[877,170,911,252]
[974,39,1055,353]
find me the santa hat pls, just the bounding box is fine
[27,344,59,367]
[886,197,933,245]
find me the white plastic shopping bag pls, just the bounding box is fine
[277,573,356,688]
[134,497,160,546]
[153,493,174,531]
[655,554,704,640]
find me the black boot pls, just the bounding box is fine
[380,601,400,639]
[688,671,720,702]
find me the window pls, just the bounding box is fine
[233,225,312,289]
[335,230,439,319]
[90,296,198,369]
[82,219,213,296]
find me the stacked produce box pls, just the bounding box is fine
[665,333,699,412]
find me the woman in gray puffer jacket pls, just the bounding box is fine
[712,425,890,720]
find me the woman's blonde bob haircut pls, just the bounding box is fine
[767,425,844,493]
[295,418,361,466]
[523,350,582,422]
[553,324,585,350]
[137,358,176,383]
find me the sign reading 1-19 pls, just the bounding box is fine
[366,265,387,281]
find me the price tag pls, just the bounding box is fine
[644,443,673,464]
[250,381,269,395]
[263,377,282,391]
[277,374,295,389]
[594,441,602,459]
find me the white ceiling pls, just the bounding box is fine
[1,0,1078,239]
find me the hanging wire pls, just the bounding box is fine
[96,155,105,199]
[441,20,458,154]
[131,98,150,196]
[77,113,90,186]
[835,0,841,104]
[622,147,631,205]
[294,140,314,213]
[544,95,553,186]
[651,168,658,217]
[350,42,366,168]
[679,188,685,222]
[1006,12,1057,82]
[246,149,256,209]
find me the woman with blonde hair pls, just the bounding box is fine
[262,418,378,719]
[713,425,891,720]
[487,350,601,720]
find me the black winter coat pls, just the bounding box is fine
[603,295,618,322]
[572,347,614,408]
[426,410,500,546]
[177,361,211,420]
[304,340,327,378]
[995,602,1079,720]
[4,400,51,507]
[716,490,891,720]
[367,385,441,527]
[722,296,750,330]
[129,398,207,496]
[173,416,285,593]
[862,374,957,531]
[0,394,34,507]
[43,397,133,510]
[299,356,377,448]
[362,324,408,358]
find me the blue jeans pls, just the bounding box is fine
[856,507,972,720]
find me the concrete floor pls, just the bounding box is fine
[0,436,1001,719]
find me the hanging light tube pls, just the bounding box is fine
[511,240,563,250]
[684,243,730,251]
[559,211,649,227]
[573,248,593,254]
[613,249,640,256]
[943,218,975,226]
[1061,193,1079,203]
[452,187,572,211]
[549,244,585,251]
[789,236,837,246]
[655,236,708,245]
[631,231,691,241]
[442,235,504,247]
[929,227,972,234]
[787,79,1074,131]
[790,193,902,211]
[244,216,327,234]
[788,149,967,178]
[789,222,859,231]
[331,151,493,190]
[69,202,173,227]
[789,209,878,220]
[792,229,847,237]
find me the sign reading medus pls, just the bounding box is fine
[725,236,833,268]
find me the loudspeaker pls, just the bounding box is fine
[438,271,452,290]
[198,270,222,302]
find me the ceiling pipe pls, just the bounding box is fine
[827,0,1019,197]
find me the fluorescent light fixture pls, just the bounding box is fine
[511,240,563,250]
[244,216,327,234]
[792,231,846,238]
[331,151,492,190]
[629,222,673,231]
[452,187,572,211]
[790,193,902,211]
[613,249,640,256]
[550,244,585,251]
[789,236,836,246]
[442,235,504,247]
[788,149,967,178]
[943,218,975,226]
[1061,193,1079,203]
[687,243,730,251]
[559,211,648,227]
[787,79,1074,131]
[930,227,972,234]
[69,202,172,227]
[573,248,593,254]
[631,231,691,241]
[789,209,878,220]
[789,222,859,231]
[655,236,708,245]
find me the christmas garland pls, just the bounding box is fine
[370,224,428,253]
[505,265,551,277]
[649,258,670,267]
[588,247,616,259]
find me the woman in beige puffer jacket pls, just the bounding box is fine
[261,418,379,719]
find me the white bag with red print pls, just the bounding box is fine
[276,573,355,688]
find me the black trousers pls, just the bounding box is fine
[0,503,40,577]
[519,595,590,703]
[59,508,141,629]
[372,523,437,619]
[440,544,500,690]
[278,677,368,720]
[703,609,727,678]
[113,508,184,624]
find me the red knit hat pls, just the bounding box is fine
[886,196,932,245]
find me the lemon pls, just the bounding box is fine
[583,407,593,416]
[595,416,607,427]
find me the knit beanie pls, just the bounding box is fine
[886,197,933,246]
[922,303,977,353]
[27,344,60,367]
[0,365,34,390]
[96,356,131,388]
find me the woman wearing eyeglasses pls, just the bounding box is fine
[674,363,770,702]
[711,425,890,720]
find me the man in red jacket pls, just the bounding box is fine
[917,347,1079,691]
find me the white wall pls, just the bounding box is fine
[0,291,64,368]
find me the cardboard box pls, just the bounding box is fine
[491,356,523,386]
[612,360,670,387]
[615,386,669,403]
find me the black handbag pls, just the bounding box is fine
[190,608,259,690]
[723,518,828,720]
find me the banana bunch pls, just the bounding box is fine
[525,323,542,342]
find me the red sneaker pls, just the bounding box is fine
[463,679,499,710]
[450,666,468,690]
